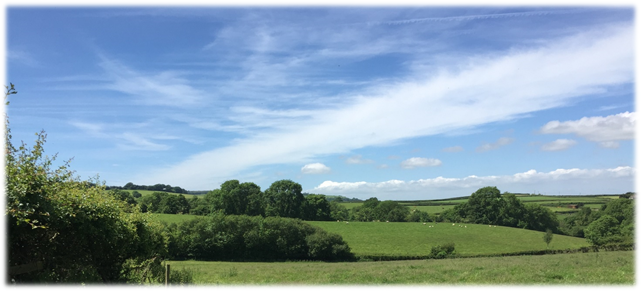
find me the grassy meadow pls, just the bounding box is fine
[307,221,589,257]
[166,251,634,284]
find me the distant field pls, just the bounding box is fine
[123,189,202,199]
[406,205,456,213]
[151,213,200,224]
[338,202,362,209]
[307,221,589,257]
[167,251,634,284]
[341,194,614,216]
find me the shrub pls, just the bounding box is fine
[428,243,456,259]
[165,214,354,262]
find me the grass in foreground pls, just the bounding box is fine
[167,251,633,285]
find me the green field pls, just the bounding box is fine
[151,213,200,224]
[166,251,634,284]
[307,221,590,257]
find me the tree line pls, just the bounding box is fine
[106,182,188,194]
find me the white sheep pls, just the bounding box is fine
[452,223,455,226]
[423,222,426,225]
[346,221,349,224]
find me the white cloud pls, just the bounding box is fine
[345,155,374,164]
[442,146,464,153]
[539,111,635,143]
[541,139,577,151]
[400,157,442,169]
[476,137,514,152]
[137,24,634,189]
[377,164,389,169]
[98,55,206,107]
[69,121,174,151]
[312,166,635,200]
[301,163,331,174]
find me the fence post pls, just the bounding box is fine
[165,264,170,286]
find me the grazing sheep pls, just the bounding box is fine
[346,221,349,224]
[494,225,496,227]
[423,223,426,225]
[337,220,340,222]
[464,226,467,228]
[452,223,455,226]
[386,221,389,223]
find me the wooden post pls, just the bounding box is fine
[165,264,170,286]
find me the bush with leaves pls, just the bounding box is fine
[164,213,354,262]
[428,243,456,259]
[6,85,168,283]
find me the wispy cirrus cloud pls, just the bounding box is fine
[312,166,635,200]
[97,55,207,107]
[70,121,176,151]
[135,23,633,190]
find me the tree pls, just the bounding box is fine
[584,215,624,247]
[206,180,264,216]
[463,186,504,224]
[329,201,349,221]
[543,229,553,249]
[132,190,142,198]
[264,180,305,218]
[301,194,331,221]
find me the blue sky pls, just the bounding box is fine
[5,6,636,200]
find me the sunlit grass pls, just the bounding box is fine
[308,221,590,257]
[167,251,634,285]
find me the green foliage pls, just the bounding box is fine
[584,215,624,246]
[329,201,350,221]
[264,179,305,218]
[428,242,456,259]
[6,85,168,283]
[164,214,354,262]
[109,189,138,205]
[301,194,332,221]
[560,197,634,241]
[139,191,190,214]
[350,198,410,222]
[543,229,553,248]
[445,188,559,232]
[405,209,433,222]
[132,190,142,198]
[6,132,169,283]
